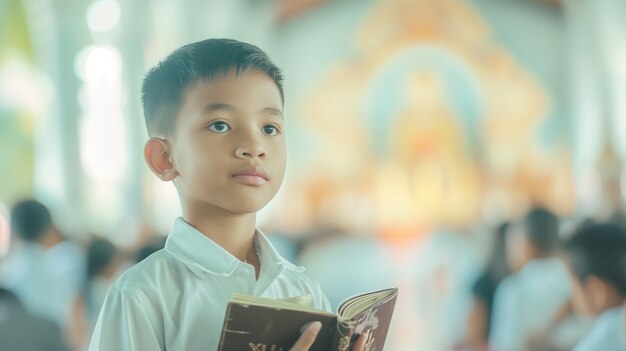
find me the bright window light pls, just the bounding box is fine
[80,115,127,182]
[0,207,9,258]
[86,0,121,33]
[77,45,126,183]
[74,45,122,82]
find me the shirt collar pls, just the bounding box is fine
[164,217,303,277]
[595,305,624,330]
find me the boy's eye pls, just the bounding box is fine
[207,121,230,133]
[262,125,279,136]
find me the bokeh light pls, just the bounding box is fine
[0,204,9,258]
[86,0,121,33]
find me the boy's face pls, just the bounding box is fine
[166,69,286,215]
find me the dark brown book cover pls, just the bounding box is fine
[218,287,398,351]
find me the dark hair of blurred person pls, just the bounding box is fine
[0,288,70,351]
[507,207,560,273]
[86,238,119,280]
[560,223,626,350]
[563,223,626,312]
[455,222,511,351]
[524,207,559,251]
[135,237,166,263]
[10,199,63,247]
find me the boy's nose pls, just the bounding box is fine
[235,145,267,160]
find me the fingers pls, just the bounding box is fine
[352,330,370,351]
[289,321,322,351]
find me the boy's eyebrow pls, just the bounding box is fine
[202,103,234,113]
[263,107,283,119]
[201,104,283,119]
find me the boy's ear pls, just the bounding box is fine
[144,138,178,181]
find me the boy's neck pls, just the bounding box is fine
[183,208,258,262]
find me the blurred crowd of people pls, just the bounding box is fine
[1,198,625,351]
[455,209,626,351]
[0,200,165,351]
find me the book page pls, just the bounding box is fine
[338,288,397,319]
[230,294,334,315]
[334,287,399,351]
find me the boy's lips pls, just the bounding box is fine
[232,166,269,185]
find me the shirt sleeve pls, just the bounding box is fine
[88,284,164,351]
[489,277,522,351]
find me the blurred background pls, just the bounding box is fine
[1,0,626,350]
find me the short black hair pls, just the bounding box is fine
[86,238,117,278]
[563,223,626,296]
[521,207,560,254]
[141,38,284,137]
[10,200,52,242]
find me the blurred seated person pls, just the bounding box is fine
[0,287,70,351]
[560,223,626,350]
[489,208,570,351]
[455,222,511,351]
[0,200,85,334]
[69,238,125,350]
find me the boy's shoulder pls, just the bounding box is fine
[109,249,178,295]
[112,245,316,286]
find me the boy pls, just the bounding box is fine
[88,39,367,351]
[561,223,626,350]
[489,208,571,351]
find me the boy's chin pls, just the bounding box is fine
[223,199,273,215]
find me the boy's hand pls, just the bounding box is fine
[352,331,368,351]
[289,321,368,351]
[289,322,322,351]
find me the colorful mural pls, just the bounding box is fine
[280,0,574,240]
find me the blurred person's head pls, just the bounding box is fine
[10,200,62,248]
[506,207,559,272]
[561,223,626,315]
[86,238,120,280]
[135,237,165,263]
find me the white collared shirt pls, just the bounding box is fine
[88,218,331,351]
[573,306,626,351]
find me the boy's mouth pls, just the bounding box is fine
[232,166,269,185]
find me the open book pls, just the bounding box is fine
[218,287,398,351]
